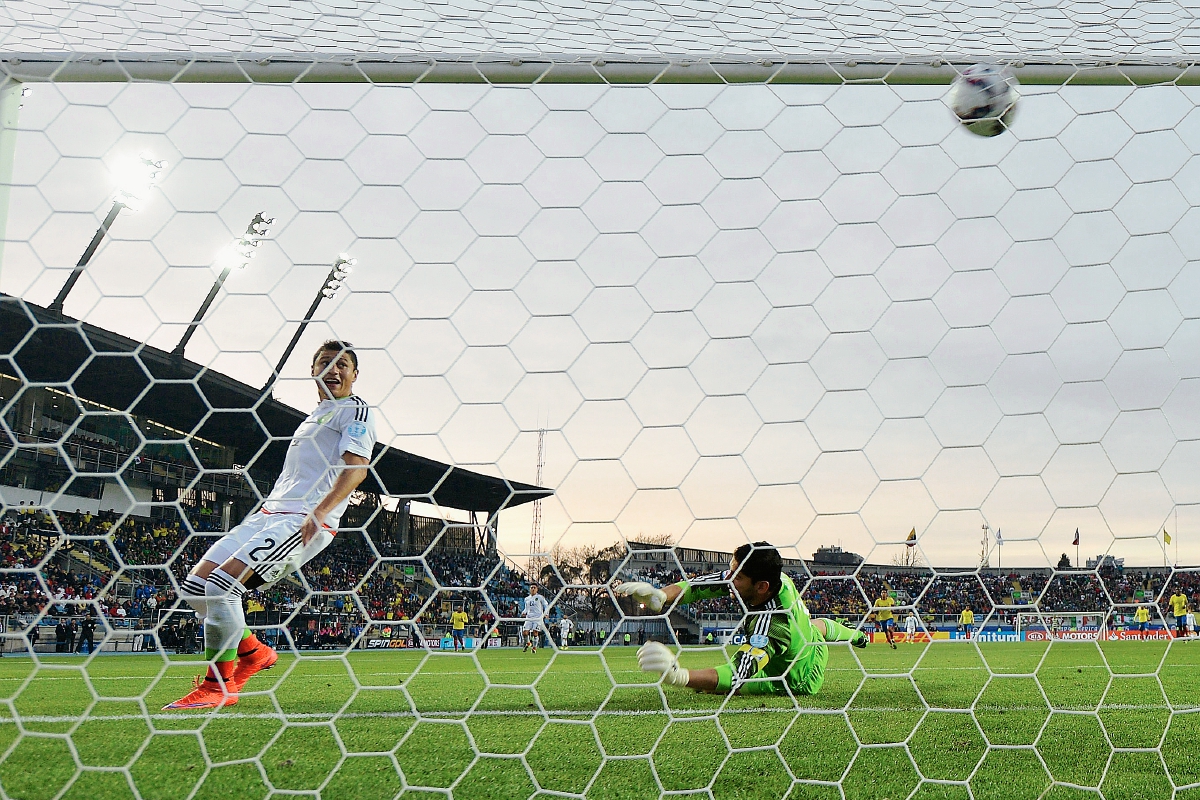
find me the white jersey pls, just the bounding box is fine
[560,618,573,636]
[905,615,917,633]
[262,395,376,527]
[523,593,550,621]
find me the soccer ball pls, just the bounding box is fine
[949,64,1019,137]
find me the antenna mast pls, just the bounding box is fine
[529,428,545,577]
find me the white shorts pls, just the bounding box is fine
[200,510,335,586]
[906,624,917,635]
[522,620,541,633]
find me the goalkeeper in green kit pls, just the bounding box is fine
[614,542,867,695]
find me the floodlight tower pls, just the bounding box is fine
[49,153,167,316]
[171,212,273,360]
[260,254,355,395]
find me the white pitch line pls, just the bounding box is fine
[3,704,1194,725]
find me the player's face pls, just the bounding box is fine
[312,350,358,400]
[728,558,771,607]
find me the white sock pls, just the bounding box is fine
[180,575,208,622]
[204,568,247,656]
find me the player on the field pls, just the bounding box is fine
[614,542,867,697]
[1187,605,1196,639]
[904,611,918,643]
[1170,591,1189,639]
[959,606,974,640]
[165,341,375,710]
[521,584,550,653]
[1133,604,1150,638]
[559,615,573,649]
[450,607,469,652]
[874,591,897,649]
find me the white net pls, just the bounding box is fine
[3,7,1200,799]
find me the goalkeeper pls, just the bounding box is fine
[614,542,867,696]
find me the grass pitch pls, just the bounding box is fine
[1,640,1198,799]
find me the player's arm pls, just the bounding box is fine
[613,571,725,612]
[638,637,770,695]
[300,452,370,544]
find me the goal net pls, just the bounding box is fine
[2,2,1200,798]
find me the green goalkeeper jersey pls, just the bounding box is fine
[677,572,828,696]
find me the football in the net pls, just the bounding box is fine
[949,64,1019,137]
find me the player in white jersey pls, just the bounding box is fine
[521,585,550,653]
[559,616,574,649]
[904,612,918,643]
[166,341,376,710]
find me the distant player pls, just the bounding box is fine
[874,592,897,649]
[559,616,574,649]
[450,607,469,652]
[1187,607,1196,639]
[614,542,867,697]
[165,341,375,710]
[1135,604,1151,638]
[1171,591,1189,639]
[959,607,974,640]
[904,612,918,643]
[521,585,550,653]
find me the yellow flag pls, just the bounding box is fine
[905,528,917,547]
[1164,529,1172,545]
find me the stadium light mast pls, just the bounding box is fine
[49,153,166,316]
[260,254,355,395]
[171,212,272,361]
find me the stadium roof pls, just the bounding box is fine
[0,295,552,515]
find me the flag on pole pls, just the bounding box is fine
[906,528,917,547]
[1072,528,1079,546]
[995,528,1003,546]
[1164,529,1172,545]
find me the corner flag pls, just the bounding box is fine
[906,528,917,547]
[1072,528,1079,546]
[995,528,1003,546]
[1165,529,1172,545]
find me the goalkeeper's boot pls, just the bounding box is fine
[851,631,869,649]
[231,643,278,693]
[163,674,238,710]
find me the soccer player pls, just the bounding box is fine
[904,611,918,643]
[959,606,974,640]
[559,615,573,649]
[521,584,549,653]
[450,607,469,652]
[1187,606,1196,639]
[874,591,897,649]
[1134,604,1151,639]
[614,542,867,697]
[165,341,375,710]
[1170,590,1189,639]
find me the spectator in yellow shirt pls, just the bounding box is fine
[450,609,469,652]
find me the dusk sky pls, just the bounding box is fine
[2,78,1199,569]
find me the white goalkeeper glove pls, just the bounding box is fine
[638,641,690,688]
[612,581,668,612]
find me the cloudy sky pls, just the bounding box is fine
[2,79,1199,569]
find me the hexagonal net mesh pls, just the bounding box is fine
[2,52,1200,800]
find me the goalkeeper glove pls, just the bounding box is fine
[638,641,690,688]
[612,581,668,612]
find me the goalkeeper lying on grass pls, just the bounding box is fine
[614,542,867,696]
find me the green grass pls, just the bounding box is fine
[1,640,1198,799]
